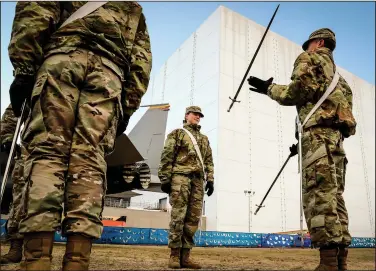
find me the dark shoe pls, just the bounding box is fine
[21,232,55,271]
[62,234,93,271]
[314,247,339,271]
[180,248,201,269]
[0,238,23,265]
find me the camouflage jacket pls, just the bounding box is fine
[8,1,152,117]
[0,104,18,143]
[158,123,214,184]
[267,47,356,138]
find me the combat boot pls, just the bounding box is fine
[338,246,348,271]
[180,248,201,269]
[314,247,339,271]
[21,231,55,271]
[0,238,23,265]
[168,248,180,269]
[62,234,93,271]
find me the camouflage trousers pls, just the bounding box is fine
[5,155,26,241]
[168,173,204,249]
[301,127,351,248]
[18,48,123,239]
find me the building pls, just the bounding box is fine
[141,6,375,237]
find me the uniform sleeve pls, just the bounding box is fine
[8,2,61,76]
[267,52,324,106]
[158,130,179,184]
[123,12,152,117]
[0,104,18,143]
[204,139,214,182]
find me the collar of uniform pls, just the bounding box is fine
[183,123,201,132]
[315,47,334,63]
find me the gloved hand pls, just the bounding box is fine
[247,76,273,95]
[289,144,298,157]
[116,114,130,136]
[1,141,21,156]
[9,74,35,117]
[1,141,12,154]
[161,182,171,194]
[205,181,214,196]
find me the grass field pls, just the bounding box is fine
[1,243,375,270]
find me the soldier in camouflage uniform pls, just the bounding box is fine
[0,104,151,266]
[248,28,356,271]
[7,2,152,270]
[0,104,25,265]
[158,106,214,269]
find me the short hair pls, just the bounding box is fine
[322,38,335,51]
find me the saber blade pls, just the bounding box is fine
[228,4,280,112]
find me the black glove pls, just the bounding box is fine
[116,114,130,137]
[205,181,214,197]
[247,76,273,95]
[1,141,12,154]
[9,74,35,117]
[161,182,171,194]
[289,144,298,157]
[1,141,21,157]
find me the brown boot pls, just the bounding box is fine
[168,248,180,269]
[338,246,348,271]
[180,248,201,269]
[21,232,55,271]
[0,238,23,265]
[314,247,339,271]
[62,234,93,271]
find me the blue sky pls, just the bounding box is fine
[1,1,375,116]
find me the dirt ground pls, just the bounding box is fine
[1,243,375,270]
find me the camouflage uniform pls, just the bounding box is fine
[249,28,356,271]
[8,2,151,270]
[158,106,214,269]
[0,104,25,265]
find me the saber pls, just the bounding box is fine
[198,187,207,246]
[297,123,304,248]
[227,4,280,112]
[254,152,292,215]
[0,102,26,205]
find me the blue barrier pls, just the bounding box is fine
[1,219,374,248]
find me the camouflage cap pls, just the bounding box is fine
[185,106,204,117]
[302,28,336,51]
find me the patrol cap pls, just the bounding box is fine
[302,28,336,51]
[185,106,204,117]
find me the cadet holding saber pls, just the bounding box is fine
[248,28,356,271]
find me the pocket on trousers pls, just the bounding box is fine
[101,56,124,120]
[310,214,325,229]
[302,166,316,192]
[101,109,120,156]
[170,178,183,208]
[19,158,36,220]
[20,74,48,141]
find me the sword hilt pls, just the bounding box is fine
[227,97,241,112]
[229,96,240,103]
[254,204,265,215]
